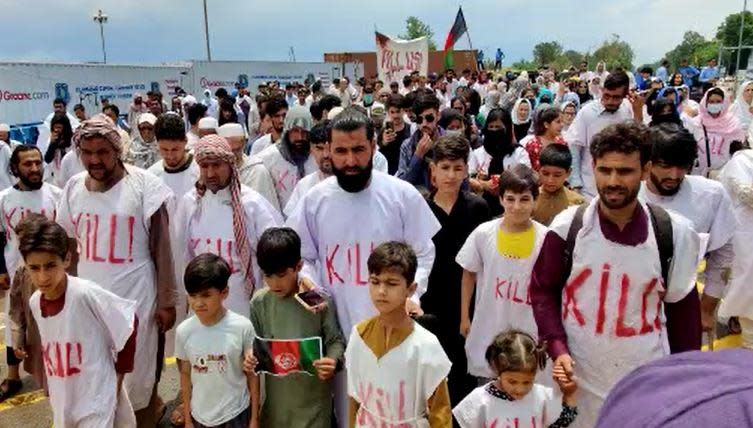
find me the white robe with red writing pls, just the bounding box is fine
[548,200,699,428]
[30,275,137,428]
[287,172,440,336]
[57,166,172,410]
[345,323,451,427]
[172,185,282,319]
[0,182,62,346]
[453,383,561,428]
[256,144,317,209]
[455,219,547,379]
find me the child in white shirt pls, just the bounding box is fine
[175,253,259,428]
[453,330,577,428]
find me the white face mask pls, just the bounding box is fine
[706,102,723,115]
[444,129,463,137]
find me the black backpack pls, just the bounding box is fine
[563,203,674,286]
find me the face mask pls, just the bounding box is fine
[706,103,723,115]
[444,129,463,137]
[483,129,509,156]
[363,94,373,106]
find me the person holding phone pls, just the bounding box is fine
[246,227,345,428]
[377,94,410,175]
[396,94,443,187]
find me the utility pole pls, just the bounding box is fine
[92,9,108,64]
[203,0,212,61]
[737,0,748,75]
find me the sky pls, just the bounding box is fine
[0,0,745,68]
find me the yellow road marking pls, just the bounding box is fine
[0,358,177,413]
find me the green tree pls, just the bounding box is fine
[716,11,753,72]
[664,31,719,68]
[591,34,634,71]
[400,16,437,50]
[533,41,564,66]
[561,50,585,68]
[511,58,537,71]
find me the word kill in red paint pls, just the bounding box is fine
[71,213,135,264]
[324,242,376,286]
[274,169,296,193]
[494,277,532,306]
[42,342,83,378]
[485,416,540,428]
[190,237,242,274]
[563,263,664,338]
[356,380,408,427]
[3,207,57,239]
[380,49,424,75]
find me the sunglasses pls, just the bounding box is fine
[415,114,435,124]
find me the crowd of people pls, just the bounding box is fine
[0,56,752,428]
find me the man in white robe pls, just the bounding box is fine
[287,107,440,427]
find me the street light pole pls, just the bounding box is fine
[93,9,108,64]
[203,0,212,61]
[737,0,748,74]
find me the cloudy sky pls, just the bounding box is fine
[0,0,744,67]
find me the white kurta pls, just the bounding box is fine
[468,146,531,176]
[57,166,172,410]
[455,220,548,379]
[452,383,561,428]
[283,171,327,219]
[718,150,753,319]
[345,323,451,427]
[0,143,13,191]
[147,158,201,215]
[55,150,85,189]
[257,144,318,209]
[548,200,699,427]
[287,172,440,336]
[31,275,137,428]
[172,185,282,318]
[0,182,62,346]
[249,134,273,157]
[238,155,282,213]
[639,176,735,252]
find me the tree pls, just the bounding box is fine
[533,41,564,66]
[562,50,585,68]
[591,34,634,71]
[511,58,537,71]
[664,31,719,68]
[400,16,437,50]
[716,11,753,72]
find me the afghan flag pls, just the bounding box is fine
[443,7,468,69]
[253,336,322,377]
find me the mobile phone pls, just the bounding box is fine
[295,289,326,310]
[385,122,394,132]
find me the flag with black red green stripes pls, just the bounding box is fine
[253,336,322,376]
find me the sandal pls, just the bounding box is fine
[0,379,22,403]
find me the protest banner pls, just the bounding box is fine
[375,32,429,86]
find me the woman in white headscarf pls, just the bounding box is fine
[593,61,609,85]
[478,90,501,125]
[511,98,533,142]
[729,80,753,131]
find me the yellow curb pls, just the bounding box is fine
[0,389,46,412]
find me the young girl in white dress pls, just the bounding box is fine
[453,330,578,428]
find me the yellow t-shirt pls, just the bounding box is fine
[496,224,536,259]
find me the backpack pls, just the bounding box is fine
[563,203,674,286]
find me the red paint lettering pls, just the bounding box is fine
[595,263,610,334]
[127,216,134,262]
[615,274,638,337]
[354,243,368,286]
[325,245,344,285]
[91,214,106,262]
[495,278,506,299]
[107,215,125,264]
[65,342,81,376]
[511,280,524,304]
[640,278,658,334]
[563,267,590,326]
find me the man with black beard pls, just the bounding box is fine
[287,107,440,428]
[639,123,736,333]
[256,105,317,209]
[0,145,62,403]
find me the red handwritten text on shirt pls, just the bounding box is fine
[356,380,408,427]
[42,341,82,378]
[3,207,57,240]
[563,263,664,338]
[71,213,135,264]
[190,237,242,274]
[494,276,532,306]
[324,242,376,287]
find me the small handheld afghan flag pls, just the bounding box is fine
[444,7,468,69]
[253,336,322,377]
